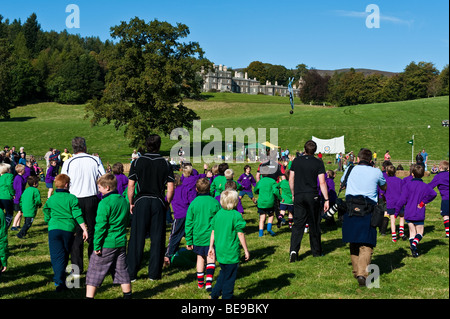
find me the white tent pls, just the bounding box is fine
[312,136,345,154]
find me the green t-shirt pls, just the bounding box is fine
[20,186,42,218]
[253,177,282,209]
[210,175,227,197]
[93,192,130,251]
[211,208,246,264]
[43,190,85,233]
[277,179,293,205]
[0,173,14,200]
[185,194,221,247]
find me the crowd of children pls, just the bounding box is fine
[0,152,449,298]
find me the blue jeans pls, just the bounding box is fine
[48,229,75,286]
[210,263,238,299]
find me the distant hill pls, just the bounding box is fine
[233,67,398,78]
[315,68,398,77]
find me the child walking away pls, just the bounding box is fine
[208,189,249,299]
[164,174,190,266]
[0,163,15,229]
[210,163,229,197]
[43,174,88,292]
[253,166,282,236]
[86,174,131,299]
[11,164,27,231]
[428,161,449,238]
[45,160,58,198]
[0,198,8,278]
[237,165,257,205]
[112,162,129,196]
[185,178,221,291]
[395,165,437,257]
[277,170,294,228]
[17,176,42,238]
[384,165,405,242]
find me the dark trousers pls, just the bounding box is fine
[71,195,99,274]
[0,199,13,229]
[49,229,75,286]
[127,197,166,280]
[165,217,186,258]
[210,263,238,299]
[290,193,322,256]
[17,217,34,237]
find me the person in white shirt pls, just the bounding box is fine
[61,137,105,275]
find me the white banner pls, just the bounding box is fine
[312,136,345,154]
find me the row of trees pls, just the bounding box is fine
[1,13,448,148]
[300,62,449,106]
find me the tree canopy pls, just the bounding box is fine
[85,17,211,148]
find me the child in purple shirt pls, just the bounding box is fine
[11,165,27,231]
[384,165,405,242]
[165,174,191,265]
[237,165,257,205]
[395,164,437,257]
[428,160,449,238]
[112,163,129,196]
[45,160,58,198]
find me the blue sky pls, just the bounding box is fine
[1,0,448,72]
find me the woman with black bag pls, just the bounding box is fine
[340,148,387,287]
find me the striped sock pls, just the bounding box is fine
[391,232,397,242]
[444,220,449,237]
[288,217,293,228]
[411,234,423,249]
[399,226,405,238]
[197,272,204,288]
[205,263,215,291]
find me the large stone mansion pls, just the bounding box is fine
[201,64,302,97]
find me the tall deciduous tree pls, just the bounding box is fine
[86,18,211,148]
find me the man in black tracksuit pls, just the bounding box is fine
[126,135,174,281]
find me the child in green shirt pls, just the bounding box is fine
[208,189,249,299]
[185,178,221,291]
[0,163,15,229]
[17,176,42,238]
[276,170,294,229]
[0,199,8,277]
[43,174,88,292]
[253,168,282,237]
[86,173,131,299]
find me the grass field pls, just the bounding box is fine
[0,94,448,300]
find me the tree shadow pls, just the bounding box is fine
[0,116,36,122]
[236,273,295,299]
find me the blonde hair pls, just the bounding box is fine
[182,165,193,177]
[224,168,234,180]
[97,173,117,191]
[220,189,239,210]
[0,163,11,175]
[15,164,25,174]
[211,165,219,175]
[174,174,182,187]
[196,177,210,194]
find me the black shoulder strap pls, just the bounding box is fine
[339,164,355,195]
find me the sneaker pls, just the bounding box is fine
[10,227,18,231]
[267,230,276,236]
[289,251,297,263]
[410,246,419,258]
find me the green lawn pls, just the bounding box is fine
[0,94,448,299]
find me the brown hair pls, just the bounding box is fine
[304,140,317,155]
[112,162,124,175]
[97,173,117,191]
[386,165,396,177]
[196,177,210,194]
[27,175,39,187]
[412,164,425,179]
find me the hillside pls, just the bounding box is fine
[0,95,448,166]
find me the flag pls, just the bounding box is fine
[407,139,414,146]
